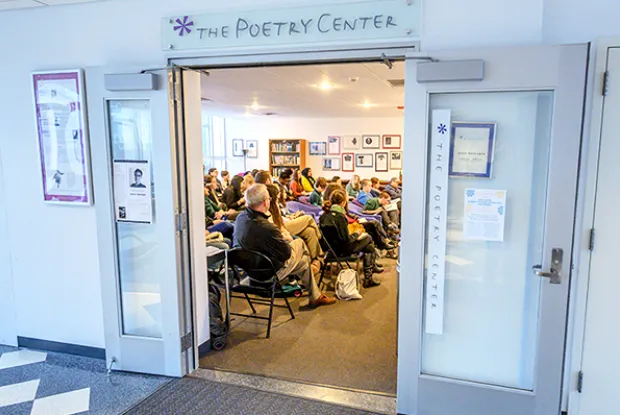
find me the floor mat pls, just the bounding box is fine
[124,376,380,415]
[200,259,398,394]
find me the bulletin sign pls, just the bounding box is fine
[32,70,92,205]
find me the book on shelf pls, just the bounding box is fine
[272,166,296,177]
[271,142,300,152]
[271,154,300,165]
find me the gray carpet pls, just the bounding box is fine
[125,376,380,415]
[200,259,398,394]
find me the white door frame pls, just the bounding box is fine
[565,37,620,415]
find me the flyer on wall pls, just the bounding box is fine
[32,70,92,205]
[463,188,507,242]
[113,160,153,224]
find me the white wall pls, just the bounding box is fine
[223,116,403,181]
[0,150,17,346]
[0,0,618,352]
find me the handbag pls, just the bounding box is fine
[335,268,362,300]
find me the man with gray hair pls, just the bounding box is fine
[384,177,402,199]
[233,184,336,308]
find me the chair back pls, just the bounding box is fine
[347,203,382,224]
[319,231,352,269]
[227,248,278,284]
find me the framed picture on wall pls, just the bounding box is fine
[32,69,92,205]
[342,153,354,172]
[355,153,374,168]
[382,134,402,149]
[328,136,341,155]
[343,135,361,150]
[232,139,244,157]
[390,151,403,170]
[375,152,389,172]
[449,122,497,178]
[362,134,381,149]
[309,141,327,155]
[322,157,341,171]
[246,140,258,158]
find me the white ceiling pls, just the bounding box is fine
[200,61,405,119]
[0,0,106,11]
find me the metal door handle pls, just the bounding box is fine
[532,248,563,285]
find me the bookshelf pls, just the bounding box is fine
[269,139,307,177]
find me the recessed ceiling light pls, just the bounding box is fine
[314,82,334,91]
[249,102,262,111]
[349,77,359,83]
[360,101,376,109]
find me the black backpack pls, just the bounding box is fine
[208,283,228,351]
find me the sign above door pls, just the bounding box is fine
[162,0,420,52]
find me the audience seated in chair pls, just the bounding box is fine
[309,177,328,206]
[222,176,246,211]
[290,169,307,199]
[358,180,399,232]
[233,184,336,308]
[346,174,361,198]
[319,190,383,288]
[301,168,316,193]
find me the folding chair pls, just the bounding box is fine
[317,233,362,291]
[226,248,295,339]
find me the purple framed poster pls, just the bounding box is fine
[32,70,92,205]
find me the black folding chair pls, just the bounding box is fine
[317,232,361,290]
[226,248,295,339]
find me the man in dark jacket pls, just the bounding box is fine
[234,184,335,308]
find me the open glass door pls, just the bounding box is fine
[86,66,194,376]
[398,44,588,415]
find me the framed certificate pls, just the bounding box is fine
[375,152,388,172]
[246,140,258,158]
[343,135,361,150]
[32,69,92,205]
[232,139,244,157]
[309,141,327,155]
[390,151,403,170]
[342,153,354,172]
[328,136,340,155]
[382,134,401,149]
[362,134,381,149]
[355,153,374,168]
[449,122,497,178]
[322,157,341,171]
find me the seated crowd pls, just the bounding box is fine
[204,167,403,308]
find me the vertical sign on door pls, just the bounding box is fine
[425,110,451,335]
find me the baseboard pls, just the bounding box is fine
[17,336,105,360]
[198,340,211,357]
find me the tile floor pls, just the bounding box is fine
[0,345,170,415]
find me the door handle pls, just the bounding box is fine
[532,248,563,285]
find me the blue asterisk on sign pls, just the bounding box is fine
[174,16,194,37]
[438,123,447,134]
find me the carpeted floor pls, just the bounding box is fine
[124,376,381,415]
[200,259,398,394]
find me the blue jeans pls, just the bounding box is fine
[208,221,234,241]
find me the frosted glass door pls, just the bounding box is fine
[421,91,553,390]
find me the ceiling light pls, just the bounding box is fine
[249,102,262,111]
[349,77,359,83]
[314,81,334,91]
[361,101,376,109]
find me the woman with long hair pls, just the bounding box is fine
[222,175,246,211]
[266,185,323,272]
[301,167,316,193]
[203,176,235,241]
[346,174,361,198]
[290,169,307,198]
[319,190,382,288]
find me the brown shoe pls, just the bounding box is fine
[308,294,337,308]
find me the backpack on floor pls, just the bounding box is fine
[208,283,228,350]
[335,268,363,300]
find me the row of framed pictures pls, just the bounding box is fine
[232,138,258,158]
[310,134,401,155]
[322,151,403,172]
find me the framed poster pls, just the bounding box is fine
[32,70,92,205]
[355,153,374,168]
[309,141,327,155]
[327,136,340,155]
[375,152,389,172]
[382,134,401,149]
[342,153,354,172]
[449,122,497,178]
[246,140,258,158]
[113,160,152,224]
[362,134,381,149]
[322,157,341,171]
[343,135,361,150]
[232,139,244,157]
[390,151,403,170]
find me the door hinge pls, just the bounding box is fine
[589,228,596,251]
[181,332,193,352]
[602,71,609,96]
[577,370,584,393]
[176,211,188,232]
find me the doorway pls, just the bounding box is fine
[195,60,405,395]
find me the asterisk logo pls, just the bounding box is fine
[174,16,194,37]
[438,123,447,134]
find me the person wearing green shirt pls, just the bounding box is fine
[309,177,327,206]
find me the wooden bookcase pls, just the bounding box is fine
[268,139,307,177]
